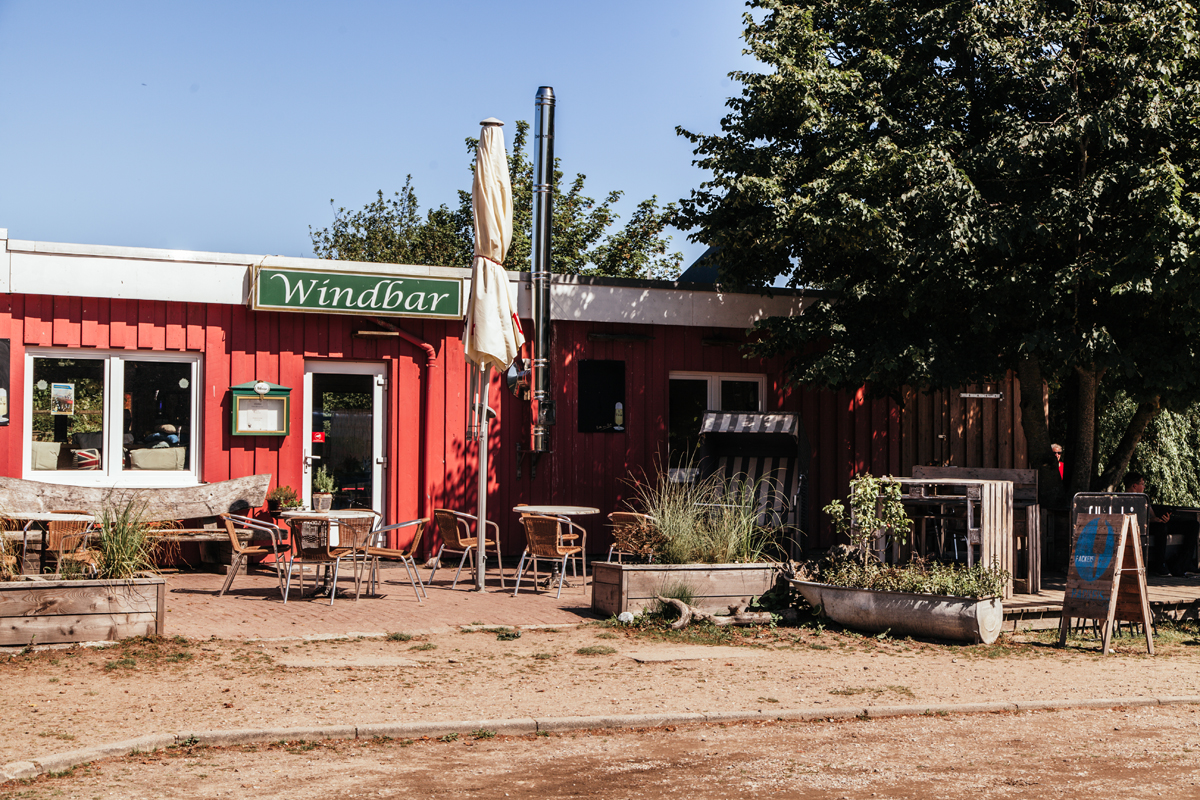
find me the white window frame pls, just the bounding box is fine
[22,348,203,487]
[668,371,766,412]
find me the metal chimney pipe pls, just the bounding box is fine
[530,86,555,454]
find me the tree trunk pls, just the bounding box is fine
[1067,365,1100,498]
[1096,399,1160,491]
[1016,355,1067,509]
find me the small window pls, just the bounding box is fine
[25,349,201,485]
[667,371,765,468]
[577,360,626,433]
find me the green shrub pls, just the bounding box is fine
[631,461,778,564]
[96,499,158,579]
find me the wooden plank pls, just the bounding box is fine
[165,301,186,351]
[0,474,270,521]
[998,371,1014,469]
[80,296,106,348]
[0,612,159,646]
[0,580,161,616]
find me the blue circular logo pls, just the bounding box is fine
[1074,518,1116,582]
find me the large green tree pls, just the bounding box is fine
[677,0,1200,506]
[312,121,683,280]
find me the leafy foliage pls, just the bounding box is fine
[311,121,683,279]
[823,474,913,559]
[811,554,1010,600]
[677,0,1200,503]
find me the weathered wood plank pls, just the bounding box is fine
[0,474,271,522]
[0,580,161,616]
[0,612,159,645]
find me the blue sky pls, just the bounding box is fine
[0,1,756,271]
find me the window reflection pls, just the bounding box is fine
[123,361,192,471]
[30,358,106,471]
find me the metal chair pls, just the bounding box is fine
[217,514,291,599]
[283,516,339,604]
[513,514,585,599]
[363,517,429,601]
[428,509,506,589]
[329,513,378,602]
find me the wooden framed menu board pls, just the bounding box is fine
[1059,513,1154,655]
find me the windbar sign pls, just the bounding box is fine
[252,266,463,319]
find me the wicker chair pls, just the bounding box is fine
[428,509,505,589]
[45,509,97,577]
[363,517,429,601]
[606,511,660,563]
[330,513,378,602]
[217,514,290,599]
[513,514,585,599]
[284,515,372,604]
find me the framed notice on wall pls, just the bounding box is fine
[0,338,8,426]
[230,381,292,436]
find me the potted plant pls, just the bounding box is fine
[312,465,336,512]
[266,484,301,513]
[592,465,783,617]
[791,473,1009,644]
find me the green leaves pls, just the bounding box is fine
[310,120,683,280]
[678,0,1200,489]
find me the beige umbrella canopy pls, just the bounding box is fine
[464,118,520,592]
[464,118,523,370]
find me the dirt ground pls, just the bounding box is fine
[3,621,1200,798]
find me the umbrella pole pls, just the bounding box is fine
[475,363,491,592]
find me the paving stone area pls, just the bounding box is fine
[163,563,599,640]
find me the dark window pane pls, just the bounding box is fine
[668,378,709,469]
[312,373,374,510]
[124,361,192,471]
[721,380,760,412]
[30,357,105,471]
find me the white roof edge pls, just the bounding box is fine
[3,232,806,328]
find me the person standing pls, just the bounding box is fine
[1125,472,1173,575]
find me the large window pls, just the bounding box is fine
[25,349,201,485]
[668,371,764,469]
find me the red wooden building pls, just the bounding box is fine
[0,230,1029,556]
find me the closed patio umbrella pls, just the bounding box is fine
[464,118,522,591]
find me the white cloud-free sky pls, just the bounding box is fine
[0,1,757,270]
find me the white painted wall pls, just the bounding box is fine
[4,234,809,329]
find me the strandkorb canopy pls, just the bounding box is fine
[463,118,522,370]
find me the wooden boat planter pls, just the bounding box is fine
[0,474,272,523]
[0,575,165,647]
[790,579,1003,645]
[592,561,780,617]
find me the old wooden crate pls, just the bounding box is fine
[0,576,166,646]
[592,562,780,617]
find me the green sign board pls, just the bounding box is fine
[253,266,463,319]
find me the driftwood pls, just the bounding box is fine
[654,595,774,629]
[0,475,272,522]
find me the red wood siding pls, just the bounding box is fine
[0,294,1030,558]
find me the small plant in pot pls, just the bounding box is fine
[266,485,301,513]
[312,465,336,512]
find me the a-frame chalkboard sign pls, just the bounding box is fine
[1059,513,1154,655]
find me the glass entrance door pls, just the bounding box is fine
[302,362,385,513]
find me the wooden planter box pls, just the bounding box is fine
[0,576,166,647]
[592,562,780,617]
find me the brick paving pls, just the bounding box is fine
[164,563,599,640]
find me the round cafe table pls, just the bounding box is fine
[279,508,378,547]
[511,505,599,517]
